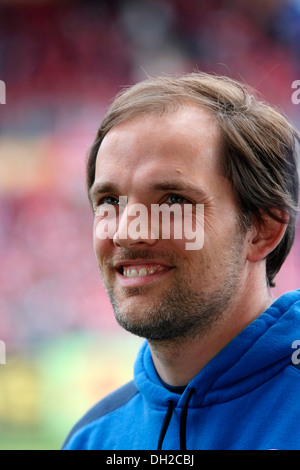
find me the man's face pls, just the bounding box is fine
[91,106,250,341]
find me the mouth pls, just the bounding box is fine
[114,261,174,287]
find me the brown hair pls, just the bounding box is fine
[86,72,299,287]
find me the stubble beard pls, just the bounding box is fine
[101,229,245,344]
[108,279,238,342]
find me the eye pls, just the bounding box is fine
[98,196,119,206]
[165,194,189,204]
[93,195,119,213]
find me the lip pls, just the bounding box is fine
[114,260,174,288]
[114,259,173,269]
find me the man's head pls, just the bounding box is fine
[87,73,299,341]
[87,73,299,288]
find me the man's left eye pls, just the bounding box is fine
[166,194,188,204]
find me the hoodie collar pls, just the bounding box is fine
[134,290,300,408]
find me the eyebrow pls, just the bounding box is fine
[89,178,207,203]
[151,179,206,195]
[89,182,119,203]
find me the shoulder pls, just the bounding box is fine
[62,380,138,449]
[290,361,300,372]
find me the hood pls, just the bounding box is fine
[134,289,300,409]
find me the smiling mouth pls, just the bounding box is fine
[118,264,171,278]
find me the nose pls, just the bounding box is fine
[113,202,158,248]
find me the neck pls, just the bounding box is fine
[148,281,273,387]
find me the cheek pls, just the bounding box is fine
[203,204,239,248]
[93,228,112,266]
[94,210,118,240]
[169,237,188,255]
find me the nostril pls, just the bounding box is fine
[113,232,122,247]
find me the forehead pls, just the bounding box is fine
[94,106,222,182]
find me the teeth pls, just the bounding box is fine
[139,268,147,277]
[123,266,165,277]
[129,268,138,277]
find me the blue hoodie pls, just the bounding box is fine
[63,290,300,450]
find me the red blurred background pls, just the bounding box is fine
[0,0,299,449]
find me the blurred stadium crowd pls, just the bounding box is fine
[0,0,300,350]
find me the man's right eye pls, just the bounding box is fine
[98,196,119,205]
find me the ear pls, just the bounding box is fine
[246,210,289,263]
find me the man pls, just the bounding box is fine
[63,73,300,450]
